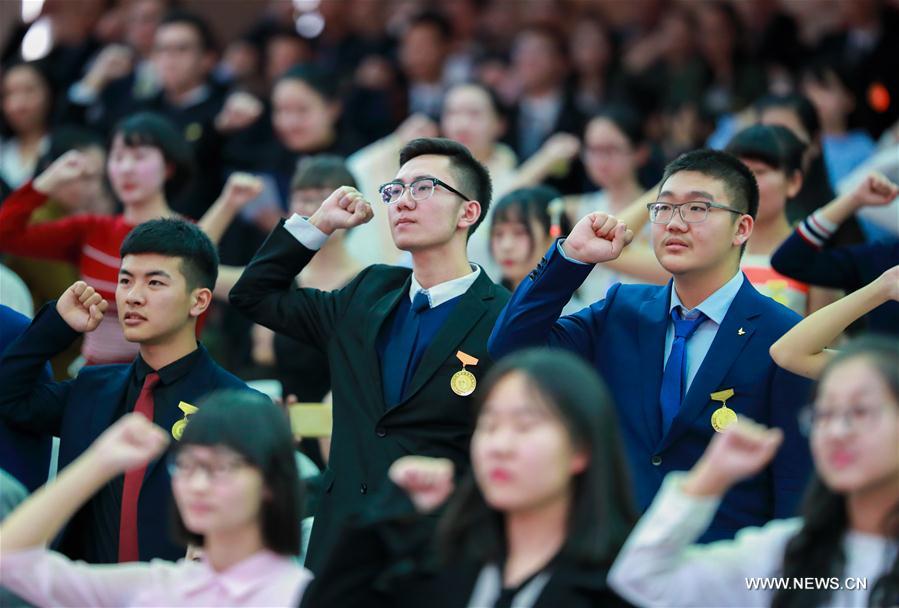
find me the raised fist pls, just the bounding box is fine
[33,151,97,196]
[682,418,783,497]
[88,413,170,478]
[215,91,264,132]
[561,212,634,265]
[851,172,899,208]
[307,186,374,235]
[219,172,264,211]
[389,455,455,513]
[56,281,108,333]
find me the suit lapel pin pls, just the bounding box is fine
[737,327,746,336]
[171,401,199,440]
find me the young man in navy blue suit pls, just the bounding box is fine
[0,219,254,563]
[489,149,813,541]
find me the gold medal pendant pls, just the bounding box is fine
[709,389,737,433]
[451,351,479,396]
[171,401,199,440]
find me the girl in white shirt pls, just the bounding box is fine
[609,336,899,607]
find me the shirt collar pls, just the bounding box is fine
[167,83,211,109]
[180,550,301,599]
[409,265,481,308]
[134,346,203,386]
[669,271,744,325]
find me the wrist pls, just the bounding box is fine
[681,459,732,497]
[307,211,335,235]
[32,173,56,195]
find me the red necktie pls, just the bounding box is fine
[118,371,160,562]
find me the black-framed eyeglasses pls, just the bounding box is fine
[167,454,249,482]
[378,177,472,205]
[798,403,886,436]
[647,201,744,224]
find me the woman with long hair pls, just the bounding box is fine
[302,348,637,607]
[610,336,899,607]
[0,390,311,606]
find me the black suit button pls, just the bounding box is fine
[651,455,662,466]
[360,483,368,494]
[376,427,387,437]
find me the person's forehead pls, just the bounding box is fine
[658,170,730,201]
[156,22,201,45]
[120,253,184,275]
[395,154,453,182]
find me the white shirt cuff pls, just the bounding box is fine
[556,239,591,265]
[284,214,329,250]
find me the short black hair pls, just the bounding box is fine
[406,10,453,41]
[278,64,339,102]
[661,148,759,220]
[399,137,493,239]
[120,218,218,290]
[726,124,806,175]
[159,9,218,53]
[113,112,195,200]
[755,93,822,142]
[291,154,357,191]
[170,390,302,556]
[589,103,646,147]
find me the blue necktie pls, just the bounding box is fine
[659,308,707,435]
[387,291,430,407]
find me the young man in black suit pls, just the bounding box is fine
[0,219,256,564]
[230,137,510,572]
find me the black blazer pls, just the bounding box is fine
[300,506,631,608]
[230,221,510,572]
[0,304,254,562]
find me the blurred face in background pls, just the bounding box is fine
[127,0,166,57]
[2,64,51,135]
[512,30,565,95]
[399,22,448,83]
[153,22,211,96]
[272,78,339,152]
[441,85,505,160]
[107,134,169,206]
[583,118,641,189]
[290,186,332,218]
[54,146,107,213]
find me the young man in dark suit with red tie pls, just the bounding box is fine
[490,149,813,541]
[230,137,510,572]
[0,219,255,563]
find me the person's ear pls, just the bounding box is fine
[733,213,754,247]
[458,199,482,232]
[570,449,589,475]
[189,287,213,318]
[786,169,803,198]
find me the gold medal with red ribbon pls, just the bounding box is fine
[450,351,479,396]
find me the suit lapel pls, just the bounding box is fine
[362,277,411,404]
[396,273,494,408]
[88,365,133,450]
[637,283,671,449]
[659,280,760,452]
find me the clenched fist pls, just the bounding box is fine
[850,171,899,208]
[56,281,109,333]
[561,212,634,265]
[389,455,455,513]
[33,151,100,196]
[218,172,264,211]
[307,186,374,235]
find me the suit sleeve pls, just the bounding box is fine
[766,362,814,519]
[0,304,79,436]
[488,241,616,361]
[229,220,365,350]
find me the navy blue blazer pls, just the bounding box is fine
[0,304,255,562]
[489,245,813,541]
[0,305,52,492]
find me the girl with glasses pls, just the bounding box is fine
[609,336,899,607]
[0,390,312,606]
